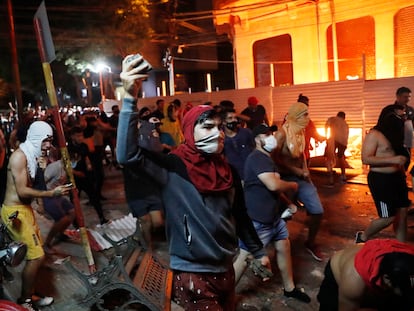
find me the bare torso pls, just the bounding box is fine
[330,244,367,311]
[362,129,406,174]
[3,149,32,206]
[274,128,306,176]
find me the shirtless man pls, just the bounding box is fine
[2,121,71,310]
[273,102,324,261]
[356,103,409,243]
[317,239,414,311]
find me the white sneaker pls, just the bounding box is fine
[32,295,54,307]
[281,205,297,219]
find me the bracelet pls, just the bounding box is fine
[53,189,61,197]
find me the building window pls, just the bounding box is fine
[394,5,414,77]
[253,34,293,87]
[327,16,375,80]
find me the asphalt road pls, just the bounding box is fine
[5,162,414,311]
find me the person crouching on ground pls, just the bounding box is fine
[318,239,414,311]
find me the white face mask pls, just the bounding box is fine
[194,129,222,154]
[263,135,277,153]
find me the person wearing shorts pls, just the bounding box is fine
[358,103,409,243]
[2,121,71,309]
[233,124,311,303]
[325,111,349,185]
[1,204,44,260]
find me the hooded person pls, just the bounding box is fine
[2,120,72,309]
[117,54,271,310]
[19,121,53,179]
[274,102,325,262]
[282,102,310,158]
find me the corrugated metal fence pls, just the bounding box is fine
[138,76,414,134]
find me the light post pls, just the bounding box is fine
[96,63,112,102]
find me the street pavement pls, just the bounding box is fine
[4,160,414,311]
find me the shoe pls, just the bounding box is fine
[281,204,297,220]
[19,299,39,311]
[355,231,366,244]
[32,294,54,307]
[304,242,323,261]
[281,209,293,220]
[284,287,311,303]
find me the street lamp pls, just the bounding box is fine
[96,63,111,102]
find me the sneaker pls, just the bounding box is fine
[18,298,39,311]
[281,205,297,220]
[32,294,54,307]
[304,242,323,261]
[284,287,311,303]
[355,231,366,244]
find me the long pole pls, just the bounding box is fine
[7,0,23,120]
[34,19,96,273]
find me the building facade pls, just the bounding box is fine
[213,0,414,89]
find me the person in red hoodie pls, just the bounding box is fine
[318,239,414,311]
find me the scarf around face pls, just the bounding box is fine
[171,105,233,194]
[282,102,309,158]
[19,121,53,179]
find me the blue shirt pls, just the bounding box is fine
[223,128,254,179]
[243,150,280,224]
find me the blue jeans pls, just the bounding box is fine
[282,175,324,215]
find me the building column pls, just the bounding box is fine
[375,13,395,79]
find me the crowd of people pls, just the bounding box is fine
[1,52,414,311]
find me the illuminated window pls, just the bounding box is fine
[253,34,293,87]
[327,16,376,80]
[394,5,414,77]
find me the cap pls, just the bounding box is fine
[248,96,259,106]
[252,124,278,137]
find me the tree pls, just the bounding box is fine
[53,0,151,75]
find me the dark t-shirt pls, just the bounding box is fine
[224,128,254,179]
[241,105,267,129]
[243,150,280,224]
[68,142,89,172]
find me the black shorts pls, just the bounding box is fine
[335,142,346,158]
[128,195,163,218]
[368,171,410,218]
[317,260,338,311]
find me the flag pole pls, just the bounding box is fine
[33,3,96,273]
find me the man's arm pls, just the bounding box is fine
[361,130,406,167]
[116,54,150,165]
[10,151,70,199]
[257,172,298,193]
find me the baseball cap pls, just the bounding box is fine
[248,96,259,106]
[252,124,278,137]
